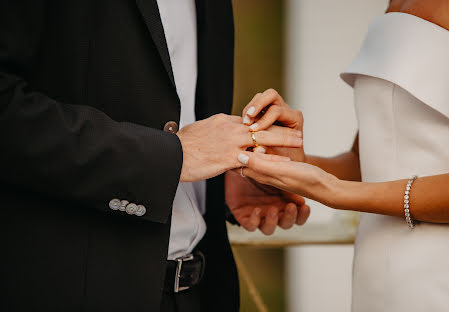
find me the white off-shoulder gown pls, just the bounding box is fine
[341,13,449,312]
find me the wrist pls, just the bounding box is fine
[324,178,361,211]
[175,132,187,182]
[314,172,340,207]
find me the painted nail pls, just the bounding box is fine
[238,153,249,165]
[249,123,259,131]
[247,106,256,116]
[254,146,266,154]
[243,115,251,125]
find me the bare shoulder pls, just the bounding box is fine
[387,0,449,30]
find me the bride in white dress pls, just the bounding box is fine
[236,1,449,311]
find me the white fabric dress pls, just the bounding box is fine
[341,13,449,312]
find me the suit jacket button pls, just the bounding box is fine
[125,203,138,215]
[119,200,129,211]
[109,198,121,210]
[135,205,147,217]
[163,121,179,134]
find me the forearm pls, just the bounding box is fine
[306,152,361,182]
[305,133,361,181]
[0,1,182,223]
[328,173,449,223]
[0,74,182,224]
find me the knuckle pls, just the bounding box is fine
[230,115,242,123]
[234,159,243,168]
[271,105,282,115]
[252,93,262,103]
[215,113,227,122]
[265,88,278,98]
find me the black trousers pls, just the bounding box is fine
[160,286,202,312]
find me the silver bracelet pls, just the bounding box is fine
[404,175,418,229]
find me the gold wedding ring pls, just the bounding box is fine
[251,131,259,147]
[240,166,246,178]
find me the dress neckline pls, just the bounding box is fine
[341,12,449,119]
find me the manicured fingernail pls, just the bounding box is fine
[255,208,261,216]
[247,106,256,116]
[243,115,251,125]
[249,123,259,131]
[254,146,266,154]
[238,153,249,165]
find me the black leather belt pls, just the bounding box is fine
[164,251,206,293]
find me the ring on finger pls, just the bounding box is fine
[251,131,259,147]
[240,166,246,178]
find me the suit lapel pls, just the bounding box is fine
[135,0,176,88]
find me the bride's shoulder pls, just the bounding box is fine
[387,0,449,30]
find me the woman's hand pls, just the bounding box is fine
[241,89,306,162]
[237,152,339,205]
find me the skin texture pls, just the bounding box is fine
[176,113,308,233]
[387,0,449,30]
[225,89,310,233]
[243,89,306,163]
[225,170,310,235]
[240,83,449,223]
[176,113,302,182]
[240,152,449,223]
[224,0,449,232]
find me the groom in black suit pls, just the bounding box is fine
[0,0,307,311]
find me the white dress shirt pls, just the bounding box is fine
[156,0,207,260]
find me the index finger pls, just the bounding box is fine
[242,89,287,120]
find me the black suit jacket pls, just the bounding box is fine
[0,0,238,311]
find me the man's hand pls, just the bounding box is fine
[176,113,303,182]
[225,170,310,235]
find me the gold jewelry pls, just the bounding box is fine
[240,166,246,178]
[251,131,259,147]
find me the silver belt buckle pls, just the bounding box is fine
[174,254,194,293]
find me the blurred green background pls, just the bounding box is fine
[232,0,286,311]
[232,0,285,116]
